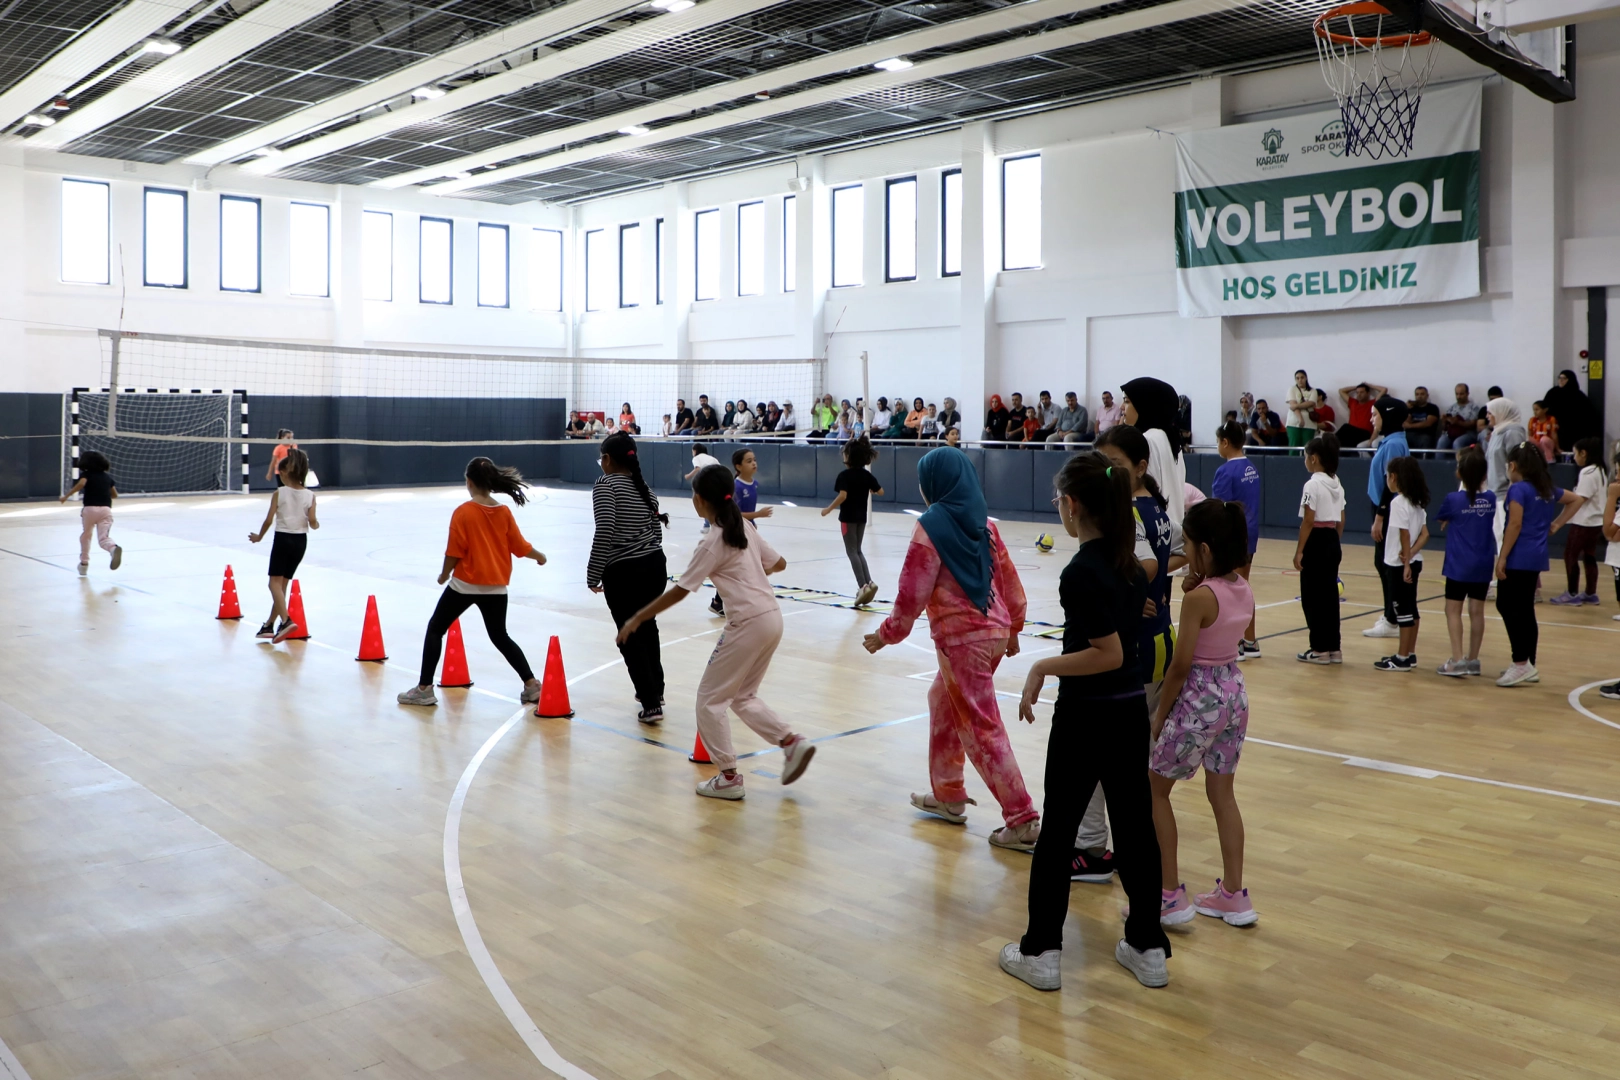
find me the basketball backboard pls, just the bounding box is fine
[1386,0,1577,100]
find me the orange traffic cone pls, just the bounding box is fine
[533,635,574,718]
[284,579,311,640]
[356,595,388,662]
[688,729,712,764]
[437,619,473,688]
[216,565,242,620]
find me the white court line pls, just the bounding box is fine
[0,1033,33,1080]
[1567,680,1620,732]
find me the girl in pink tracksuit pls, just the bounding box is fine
[864,446,1039,851]
[618,463,815,801]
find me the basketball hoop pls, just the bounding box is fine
[1314,2,1438,159]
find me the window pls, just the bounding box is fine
[1002,154,1042,271]
[694,208,719,301]
[530,227,562,311]
[477,223,508,307]
[782,195,796,292]
[419,216,452,303]
[831,184,863,288]
[362,210,392,301]
[619,222,641,307]
[737,201,764,296]
[289,202,329,297]
[655,218,666,304]
[143,188,187,289]
[885,177,917,282]
[941,169,962,277]
[220,195,261,293]
[584,228,609,312]
[62,179,109,285]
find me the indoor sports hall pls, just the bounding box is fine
[0,1,1618,1077]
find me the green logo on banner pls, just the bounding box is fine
[1261,128,1284,155]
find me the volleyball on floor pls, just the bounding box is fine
[1035,533,1056,553]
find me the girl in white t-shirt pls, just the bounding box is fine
[248,448,318,643]
[1374,457,1429,672]
[617,463,815,800]
[1550,436,1606,605]
[1293,434,1346,664]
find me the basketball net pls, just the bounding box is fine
[1314,2,1438,159]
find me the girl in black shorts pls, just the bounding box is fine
[249,448,318,643]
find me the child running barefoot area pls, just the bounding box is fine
[60,450,122,574]
[618,464,814,800]
[248,448,317,643]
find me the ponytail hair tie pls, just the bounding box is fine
[626,449,635,456]
[1105,466,1113,477]
[724,493,733,500]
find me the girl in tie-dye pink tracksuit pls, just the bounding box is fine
[865,518,1040,850]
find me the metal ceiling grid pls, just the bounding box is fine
[60,0,578,162]
[0,0,131,99]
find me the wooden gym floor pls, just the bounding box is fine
[0,481,1617,1080]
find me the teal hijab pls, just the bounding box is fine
[917,447,993,612]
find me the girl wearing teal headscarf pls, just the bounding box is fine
[863,447,1041,851]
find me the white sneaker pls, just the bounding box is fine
[1114,939,1169,988]
[780,734,816,784]
[397,685,438,706]
[854,582,879,607]
[999,943,1061,991]
[1612,613,1620,622]
[109,545,122,571]
[1362,617,1399,638]
[77,562,88,576]
[1496,662,1539,687]
[696,772,745,800]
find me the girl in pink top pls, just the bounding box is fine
[863,447,1039,852]
[618,464,814,801]
[1149,499,1258,928]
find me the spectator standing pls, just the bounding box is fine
[1095,391,1125,434]
[1047,392,1090,446]
[1484,396,1528,549]
[810,394,838,439]
[1437,384,1481,451]
[1284,369,1316,449]
[1177,396,1194,451]
[1403,386,1440,449]
[984,395,1012,442]
[1032,391,1062,442]
[618,402,639,435]
[1246,399,1286,448]
[673,399,694,435]
[1337,382,1386,448]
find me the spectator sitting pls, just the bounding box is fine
[944,426,961,447]
[1337,382,1385,447]
[1224,409,1239,425]
[763,401,782,431]
[1006,393,1025,431]
[776,400,796,436]
[1177,394,1194,450]
[1246,398,1286,448]
[673,398,694,435]
[919,403,941,442]
[871,397,892,433]
[1437,383,1481,451]
[1031,390,1061,441]
[1002,406,1032,445]
[903,397,926,440]
[1528,400,1559,461]
[984,394,1011,442]
[1047,391,1089,446]
[1095,390,1124,434]
[564,411,590,439]
[830,408,855,443]
[939,397,962,433]
[1403,386,1440,449]
[881,409,910,440]
[1237,392,1256,427]
[1308,388,1336,433]
[717,400,734,430]
[694,401,719,434]
[588,415,606,438]
[728,400,757,435]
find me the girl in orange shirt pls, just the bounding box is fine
[398,458,548,706]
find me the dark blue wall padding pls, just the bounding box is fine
[892,445,927,506]
[778,446,818,497]
[0,394,61,499]
[983,448,1034,511]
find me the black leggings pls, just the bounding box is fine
[841,520,872,587]
[1494,568,1540,664]
[1299,527,1342,652]
[418,588,533,686]
[1565,524,1602,595]
[1374,541,1396,623]
[601,550,667,706]
[1023,695,1169,957]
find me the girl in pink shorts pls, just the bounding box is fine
[617,463,814,800]
[1149,499,1257,928]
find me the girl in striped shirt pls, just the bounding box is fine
[588,432,670,723]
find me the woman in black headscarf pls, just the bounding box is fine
[1121,376,1186,525]
[1543,369,1598,448]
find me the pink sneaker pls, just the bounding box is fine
[1194,879,1258,926]
[1121,884,1196,925]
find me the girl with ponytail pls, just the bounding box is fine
[398,458,547,707]
[588,431,669,722]
[618,464,815,801]
[1001,453,1171,993]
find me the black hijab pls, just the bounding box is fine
[1122,377,1183,459]
[1544,369,1597,444]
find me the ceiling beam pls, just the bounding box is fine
[239,0,784,176]
[373,0,1117,191]
[183,0,652,166]
[28,0,349,149]
[0,0,194,130]
[423,0,1256,197]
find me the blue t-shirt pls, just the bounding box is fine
[734,477,758,513]
[1211,457,1261,553]
[1367,432,1409,507]
[1505,481,1565,572]
[1436,489,1496,583]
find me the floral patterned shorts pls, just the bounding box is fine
[1149,662,1248,780]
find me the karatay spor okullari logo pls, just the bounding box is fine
[1256,127,1288,168]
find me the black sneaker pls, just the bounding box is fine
[709,594,725,616]
[1600,682,1620,700]
[256,619,276,639]
[1236,639,1261,661]
[637,705,664,724]
[1373,654,1416,672]
[1070,848,1115,883]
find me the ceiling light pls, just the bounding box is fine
[874,57,913,72]
[650,0,695,10]
[247,146,281,158]
[411,86,446,100]
[618,124,650,136]
[141,38,181,55]
[47,98,70,111]
[452,171,473,180]
[21,114,55,127]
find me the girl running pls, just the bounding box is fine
[398,458,546,706]
[862,446,1040,851]
[60,450,122,574]
[587,432,669,722]
[1550,436,1606,605]
[1435,447,1495,677]
[1149,499,1257,928]
[822,435,884,606]
[1495,444,1583,687]
[1000,453,1170,993]
[1374,457,1430,672]
[1293,433,1345,664]
[248,448,317,644]
[617,465,815,800]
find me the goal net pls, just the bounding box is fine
[63,388,247,496]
